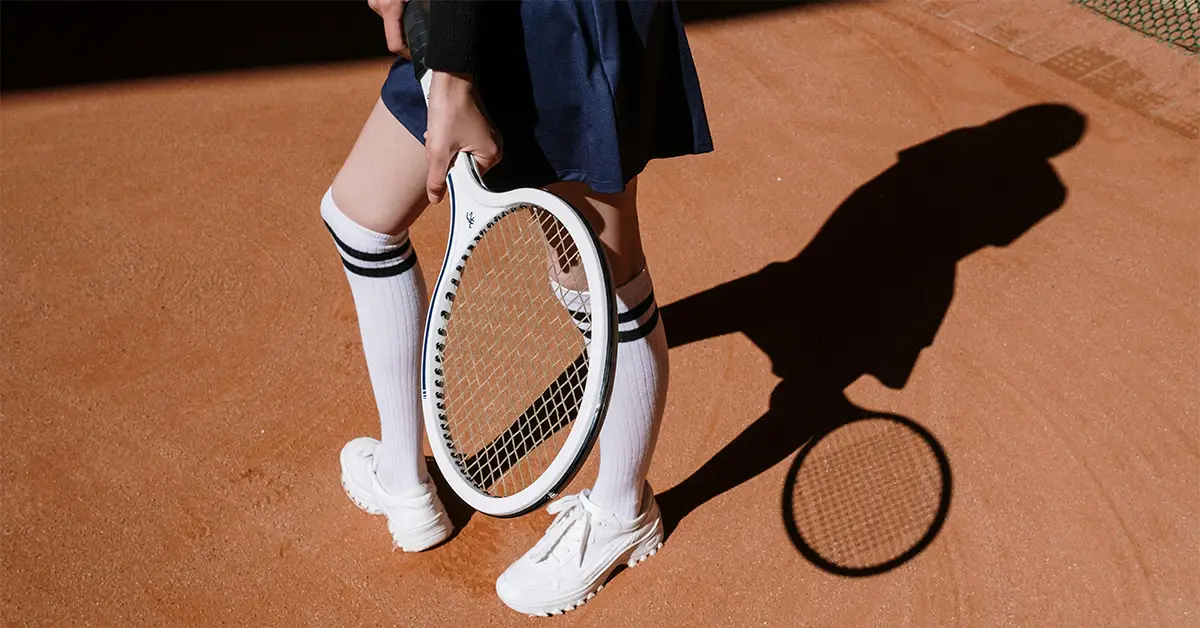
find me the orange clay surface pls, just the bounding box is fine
[2,1,1196,626]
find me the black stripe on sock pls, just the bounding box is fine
[324,221,413,263]
[564,291,655,324]
[340,253,418,278]
[618,291,655,324]
[618,307,659,343]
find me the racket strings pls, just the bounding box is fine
[464,356,587,488]
[439,205,594,497]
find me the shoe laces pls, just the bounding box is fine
[530,494,597,566]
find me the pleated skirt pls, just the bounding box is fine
[381,0,713,194]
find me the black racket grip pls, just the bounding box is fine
[403,0,432,82]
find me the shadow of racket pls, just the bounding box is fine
[460,353,588,491]
[782,413,952,577]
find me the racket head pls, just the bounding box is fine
[420,157,618,517]
[782,414,952,576]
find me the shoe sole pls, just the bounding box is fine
[339,438,455,553]
[342,474,457,552]
[507,528,664,617]
[392,522,454,553]
[341,473,384,515]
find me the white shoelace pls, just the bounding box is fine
[530,495,594,566]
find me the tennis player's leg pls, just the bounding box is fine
[322,98,452,552]
[553,178,667,518]
[496,178,669,615]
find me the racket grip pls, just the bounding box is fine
[403,0,432,83]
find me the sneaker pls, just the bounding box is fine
[340,437,453,552]
[495,485,663,616]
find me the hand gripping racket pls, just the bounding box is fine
[403,0,618,517]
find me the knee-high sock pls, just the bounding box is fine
[321,189,429,495]
[588,269,669,518]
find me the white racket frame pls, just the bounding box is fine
[415,73,617,517]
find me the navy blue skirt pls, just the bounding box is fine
[381,0,713,194]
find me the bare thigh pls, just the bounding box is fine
[331,98,430,236]
[330,102,646,286]
[546,178,646,288]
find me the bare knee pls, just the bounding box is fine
[326,99,431,236]
[329,175,427,236]
[548,179,646,286]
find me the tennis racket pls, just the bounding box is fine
[403,0,618,518]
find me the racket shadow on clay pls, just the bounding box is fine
[781,412,952,576]
[654,103,1087,575]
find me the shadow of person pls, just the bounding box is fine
[655,104,1087,547]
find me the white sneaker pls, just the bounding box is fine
[495,485,663,617]
[340,437,453,552]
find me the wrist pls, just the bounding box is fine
[431,71,475,96]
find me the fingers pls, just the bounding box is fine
[383,15,408,57]
[371,0,409,56]
[421,72,503,204]
[471,142,503,175]
[425,140,454,204]
[425,142,504,204]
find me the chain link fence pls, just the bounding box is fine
[1074,0,1198,53]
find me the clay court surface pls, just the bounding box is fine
[2,1,1196,626]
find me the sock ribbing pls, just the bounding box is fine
[321,189,429,494]
[588,268,668,518]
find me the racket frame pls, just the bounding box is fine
[413,71,619,518]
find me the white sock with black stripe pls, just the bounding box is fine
[588,268,669,519]
[321,188,429,495]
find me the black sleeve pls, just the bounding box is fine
[426,0,481,74]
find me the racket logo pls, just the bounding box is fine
[466,211,476,228]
